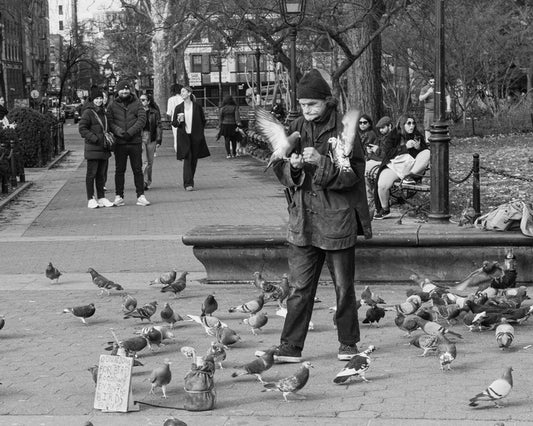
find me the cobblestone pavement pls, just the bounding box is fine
[0,123,531,425]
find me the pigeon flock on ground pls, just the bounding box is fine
[2,257,528,423]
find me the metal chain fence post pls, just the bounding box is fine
[472,153,480,216]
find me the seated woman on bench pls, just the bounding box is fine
[373,114,430,219]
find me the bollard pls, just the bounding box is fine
[472,153,480,216]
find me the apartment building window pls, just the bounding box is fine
[191,55,203,73]
[59,5,63,15]
[59,21,64,31]
[236,54,253,73]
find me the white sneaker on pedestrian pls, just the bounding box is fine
[87,199,99,209]
[97,198,114,208]
[136,194,151,206]
[113,195,125,206]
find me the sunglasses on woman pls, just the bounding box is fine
[359,120,368,125]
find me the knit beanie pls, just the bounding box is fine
[115,80,131,92]
[297,69,332,100]
[89,86,103,100]
[376,116,392,129]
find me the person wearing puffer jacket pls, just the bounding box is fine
[106,80,148,206]
[78,87,113,209]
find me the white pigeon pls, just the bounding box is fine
[495,321,514,349]
[469,367,513,408]
[328,108,360,171]
[254,106,300,171]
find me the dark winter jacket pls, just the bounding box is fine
[171,101,210,161]
[219,104,241,126]
[106,94,146,145]
[380,127,428,166]
[78,102,111,161]
[143,105,162,144]
[273,107,372,250]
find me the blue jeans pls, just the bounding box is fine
[280,244,360,351]
[142,131,157,187]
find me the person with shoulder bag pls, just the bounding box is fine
[139,93,162,190]
[78,87,114,209]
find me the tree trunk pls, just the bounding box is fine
[345,0,384,120]
[151,1,173,113]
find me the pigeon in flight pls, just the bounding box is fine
[254,106,301,171]
[262,361,313,402]
[45,262,62,283]
[87,268,123,295]
[328,108,360,171]
[469,367,513,408]
[63,303,96,325]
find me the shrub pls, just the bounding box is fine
[6,108,57,168]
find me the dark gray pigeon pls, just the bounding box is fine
[87,267,124,295]
[45,262,62,283]
[231,346,276,383]
[63,303,95,324]
[263,361,313,401]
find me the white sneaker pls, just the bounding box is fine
[87,199,99,209]
[136,194,151,206]
[98,198,114,208]
[114,195,125,206]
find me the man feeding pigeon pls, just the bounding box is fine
[259,69,372,363]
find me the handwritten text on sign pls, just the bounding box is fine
[94,355,134,412]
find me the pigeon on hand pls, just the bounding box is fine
[409,334,439,356]
[63,303,95,325]
[206,341,227,369]
[201,294,218,316]
[123,301,158,322]
[45,262,62,283]
[243,311,268,335]
[252,271,276,293]
[149,359,172,398]
[495,321,514,349]
[254,106,300,171]
[469,367,513,407]
[328,109,360,171]
[229,294,265,315]
[333,345,376,384]
[231,346,277,383]
[215,325,242,347]
[160,302,183,328]
[362,305,386,326]
[122,293,137,314]
[262,361,313,402]
[149,270,177,286]
[160,272,188,298]
[88,365,98,385]
[87,268,124,295]
[265,274,291,307]
[436,333,457,371]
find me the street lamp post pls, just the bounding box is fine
[217,55,222,106]
[428,0,451,222]
[255,47,261,99]
[279,0,307,123]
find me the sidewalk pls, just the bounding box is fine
[0,123,532,425]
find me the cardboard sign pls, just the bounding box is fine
[94,355,139,412]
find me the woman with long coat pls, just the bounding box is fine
[78,87,114,208]
[171,86,210,191]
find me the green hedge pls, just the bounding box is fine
[6,108,57,168]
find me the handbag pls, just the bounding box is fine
[91,111,115,152]
[474,200,533,237]
[387,153,416,179]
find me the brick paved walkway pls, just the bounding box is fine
[0,123,531,425]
